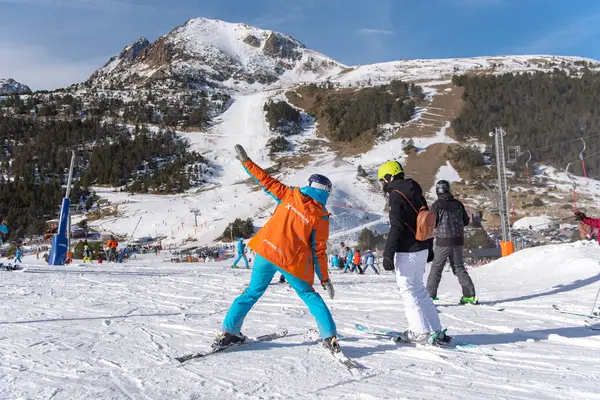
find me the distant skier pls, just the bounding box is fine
[0,220,8,244]
[426,180,477,304]
[342,246,355,273]
[330,254,341,269]
[83,245,92,263]
[214,144,339,353]
[352,249,364,274]
[378,160,447,344]
[364,249,380,275]
[339,242,347,267]
[14,246,22,264]
[106,235,118,262]
[232,238,249,269]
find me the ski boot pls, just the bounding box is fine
[322,336,341,353]
[231,265,239,269]
[460,296,479,305]
[212,332,246,349]
[428,329,453,346]
[392,330,431,344]
[279,274,286,283]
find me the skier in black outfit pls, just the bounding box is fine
[426,180,477,304]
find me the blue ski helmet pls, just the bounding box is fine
[308,174,332,193]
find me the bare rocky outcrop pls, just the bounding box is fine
[263,33,302,61]
[243,35,261,47]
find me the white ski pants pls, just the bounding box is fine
[394,250,442,334]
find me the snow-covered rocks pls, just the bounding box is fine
[0,78,31,95]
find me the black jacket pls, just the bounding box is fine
[383,178,431,261]
[431,193,470,247]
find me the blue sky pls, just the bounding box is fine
[1,0,600,90]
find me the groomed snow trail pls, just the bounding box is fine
[2,242,600,399]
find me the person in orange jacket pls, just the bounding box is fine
[215,144,340,353]
[106,235,118,262]
[352,249,364,274]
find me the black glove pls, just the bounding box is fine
[383,257,395,271]
[426,238,434,262]
[575,211,586,222]
[234,144,250,163]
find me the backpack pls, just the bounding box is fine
[392,190,436,241]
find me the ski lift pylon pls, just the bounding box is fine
[525,150,532,185]
[579,137,588,182]
[566,162,578,212]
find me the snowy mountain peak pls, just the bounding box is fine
[87,17,344,91]
[0,78,32,95]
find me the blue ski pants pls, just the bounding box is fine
[14,256,22,264]
[232,253,249,268]
[223,254,337,339]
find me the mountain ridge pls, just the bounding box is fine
[0,78,32,95]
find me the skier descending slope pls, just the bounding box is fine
[232,238,249,269]
[215,144,340,353]
[378,161,448,344]
[426,180,477,304]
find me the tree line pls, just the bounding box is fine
[452,70,600,177]
[0,116,208,239]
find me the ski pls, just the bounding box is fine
[552,304,599,319]
[326,347,359,369]
[435,299,505,312]
[305,329,360,369]
[175,329,288,363]
[355,323,475,348]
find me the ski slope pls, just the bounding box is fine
[2,241,600,399]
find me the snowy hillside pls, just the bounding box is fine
[0,78,31,95]
[88,17,344,91]
[3,241,600,399]
[331,55,600,87]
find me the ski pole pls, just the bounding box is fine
[591,284,600,317]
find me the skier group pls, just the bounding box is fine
[212,144,482,356]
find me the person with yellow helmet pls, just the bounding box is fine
[83,244,92,263]
[377,160,448,345]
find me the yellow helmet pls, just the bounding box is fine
[377,161,404,182]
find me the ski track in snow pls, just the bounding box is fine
[2,242,600,399]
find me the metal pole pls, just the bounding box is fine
[591,284,600,317]
[67,213,71,251]
[65,150,75,199]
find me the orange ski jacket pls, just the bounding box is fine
[106,239,118,249]
[243,160,330,286]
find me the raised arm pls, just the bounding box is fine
[234,145,291,203]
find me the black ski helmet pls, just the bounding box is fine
[435,180,451,196]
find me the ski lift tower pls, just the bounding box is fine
[490,128,512,248]
[48,151,76,265]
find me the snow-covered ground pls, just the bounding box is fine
[513,216,555,231]
[2,241,600,399]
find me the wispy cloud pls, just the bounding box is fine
[0,41,105,90]
[357,28,394,36]
[517,13,600,54]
